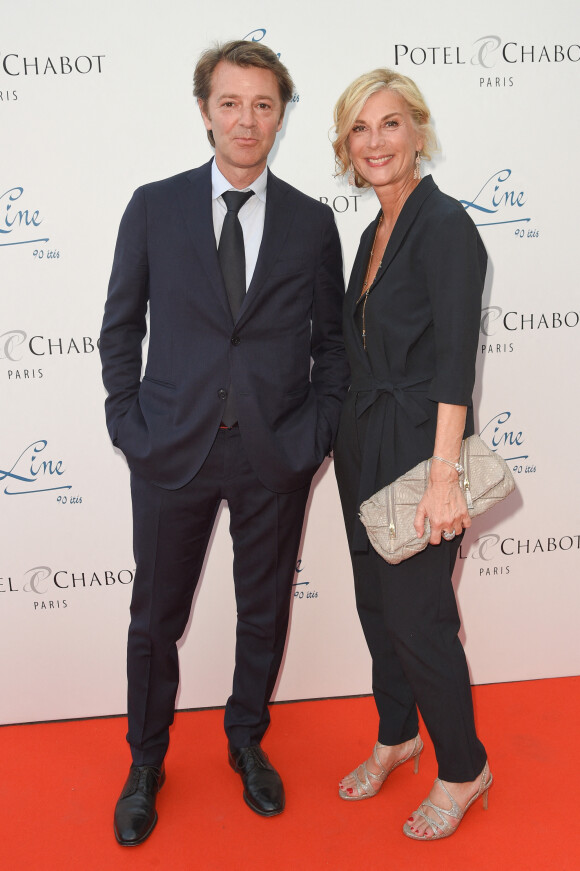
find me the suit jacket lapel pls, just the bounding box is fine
[371,174,437,288]
[346,219,377,374]
[236,169,295,325]
[347,176,438,374]
[349,216,380,317]
[177,160,233,321]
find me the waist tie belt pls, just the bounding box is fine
[350,376,431,552]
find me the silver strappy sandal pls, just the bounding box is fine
[338,734,423,801]
[403,761,493,840]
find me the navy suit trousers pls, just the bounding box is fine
[126,426,310,765]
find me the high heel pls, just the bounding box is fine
[403,761,493,840]
[338,734,423,801]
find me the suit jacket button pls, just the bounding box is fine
[217,388,227,400]
[231,335,241,346]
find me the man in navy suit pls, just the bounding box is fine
[99,40,347,845]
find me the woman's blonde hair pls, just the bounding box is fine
[332,68,438,188]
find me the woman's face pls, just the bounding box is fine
[348,89,423,193]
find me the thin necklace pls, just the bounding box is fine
[358,214,383,350]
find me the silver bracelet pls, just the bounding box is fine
[432,455,464,474]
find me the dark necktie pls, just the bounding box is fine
[218,189,253,426]
[218,189,254,320]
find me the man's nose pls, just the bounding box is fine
[239,105,256,127]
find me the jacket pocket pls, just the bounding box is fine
[142,374,176,389]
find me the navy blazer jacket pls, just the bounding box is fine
[99,160,348,492]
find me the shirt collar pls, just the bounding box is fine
[211,159,268,203]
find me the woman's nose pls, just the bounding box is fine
[367,126,386,148]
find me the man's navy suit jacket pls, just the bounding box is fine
[99,159,348,493]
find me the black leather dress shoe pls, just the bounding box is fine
[228,744,285,816]
[114,764,166,846]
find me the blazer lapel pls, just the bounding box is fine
[177,160,232,321]
[345,220,376,374]
[236,169,295,325]
[371,174,437,288]
[349,215,380,317]
[347,177,438,374]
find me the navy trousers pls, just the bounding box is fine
[126,426,310,765]
[334,403,487,783]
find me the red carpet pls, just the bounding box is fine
[2,677,579,870]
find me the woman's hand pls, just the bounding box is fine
[414,476,471,545]
[416,402,471,544]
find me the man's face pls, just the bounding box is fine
[199,61,284,180]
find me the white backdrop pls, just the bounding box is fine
[2,0,579,725]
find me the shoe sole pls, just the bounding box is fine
[338,789,377,801]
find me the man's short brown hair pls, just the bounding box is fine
[194,40,295,147]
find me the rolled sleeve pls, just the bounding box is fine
[425,208,486,406]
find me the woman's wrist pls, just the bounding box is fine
[429,474,460,486]
[431,455,464,474]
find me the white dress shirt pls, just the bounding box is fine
[211,160,267,290]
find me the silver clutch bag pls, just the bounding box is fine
[359,434,516,565]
